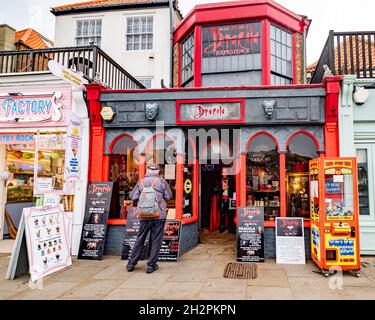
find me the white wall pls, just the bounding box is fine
[54,7,180,88]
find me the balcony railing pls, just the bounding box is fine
[310,30,375,83]
[0,45,144,90]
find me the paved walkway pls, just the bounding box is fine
[0,232,375,300]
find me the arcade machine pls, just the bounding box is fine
[309,158,361,277]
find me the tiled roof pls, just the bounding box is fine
[15,28,54,49]
[52,0,176,11]
[308,36,375,75]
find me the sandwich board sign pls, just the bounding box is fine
[6,205,72,281]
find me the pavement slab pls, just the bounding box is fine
[247,286,294,300]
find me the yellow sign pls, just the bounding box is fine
[184,179,192,194]
[101,107,115,121]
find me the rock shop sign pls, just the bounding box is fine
[177,99,244,124]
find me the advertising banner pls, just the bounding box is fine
[237,207,264,262]
[65,113,82,180]
[276,217,306,265]
[158,220,181,261]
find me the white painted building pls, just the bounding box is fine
[52,0,182,88]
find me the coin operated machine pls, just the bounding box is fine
[309,158,361,277]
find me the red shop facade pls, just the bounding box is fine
[84,0,343,257]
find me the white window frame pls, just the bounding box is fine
[125,15,154,52]
[355,143,375,226]
[137,77,153,89]
[74,17,103,47]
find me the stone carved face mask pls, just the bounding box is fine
[145,103,159,121]
[262,100,276,119]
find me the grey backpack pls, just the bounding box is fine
[136,179,160,219]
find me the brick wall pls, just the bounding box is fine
[173,43,179,87]
[295,32,304,84]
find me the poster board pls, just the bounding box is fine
[276,217,306,265]
[237,207,264,263]
[6,205,72,281]
[78,182,114,260]
[121,208,149,261]
[158,220,181,261]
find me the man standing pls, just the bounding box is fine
[127,164,173,273]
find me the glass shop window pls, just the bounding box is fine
[145,136,177,215]
[356,148,370,216]
[109,136,139,221]
[270,25,293,85]
[286,133,319,219]
[181,33,195,86]
[246,134,280,222]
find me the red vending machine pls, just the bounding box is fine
[309,158,361,277]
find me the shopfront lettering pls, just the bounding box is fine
[0,92,63,123]
[203,23,260,58]
[0,134,35,145]
[193,104,226,120]
[90,184,112,195]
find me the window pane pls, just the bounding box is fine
[357,148,370,215]
[83,20,89,36]
[127,18,133,33]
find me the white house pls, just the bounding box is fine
[51,0,183,88]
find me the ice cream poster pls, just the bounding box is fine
[65,113,82,180]
[24,205,72,282]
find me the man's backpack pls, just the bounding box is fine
[136,179,161,219]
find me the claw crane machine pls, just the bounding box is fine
[309,158,361,277]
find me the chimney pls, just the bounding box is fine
[0,24,16,51]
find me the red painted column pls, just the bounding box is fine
[86,84,106,182]
[139,154,146,179]
[175,154,185,220]
[194,25,202,87]
[323,76,342,157]
[279,152,287,217]
[193,158,199,221]
[261,19,271,85]
[240,154,247,208]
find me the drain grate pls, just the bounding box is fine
[223,262,258,279]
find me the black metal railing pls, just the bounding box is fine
[0,45,144,90]
[310,30,375,83]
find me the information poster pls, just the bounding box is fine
[237,207,264,263]
[121,208,149,261]
[24,205,72,282]
[158,220,181,261]
[276,217,306,265]
[65,113,82,180]
[78,182,113,260]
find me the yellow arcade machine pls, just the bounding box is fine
[309,158,361,277]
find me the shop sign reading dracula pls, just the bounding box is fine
[177,100,244,124]
[0,92,63,123]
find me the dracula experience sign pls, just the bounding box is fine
[78,182,114,260]
[202,23,261,58]
[237,207,265,263]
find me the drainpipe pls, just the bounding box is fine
[169,0,174,88]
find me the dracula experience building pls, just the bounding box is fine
[86,0,342,258]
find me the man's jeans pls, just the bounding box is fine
[128,219,166,268]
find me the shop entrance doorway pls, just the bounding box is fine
[199,162,236,234]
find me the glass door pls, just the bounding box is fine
[355,144,375,225]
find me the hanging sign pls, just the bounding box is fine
[78,182,114,260]
[237,207,264,262]
[65,113,83,180]
[48,60,89,91]
[177,100,244,124]
[276,217,306,265]
[0,93,63,123]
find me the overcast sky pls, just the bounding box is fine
[0,0,374,64]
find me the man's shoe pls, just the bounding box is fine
[146,264,159,274]
[127,264,135,272]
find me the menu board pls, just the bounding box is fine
[237,207,264,263]
[121,208,149,261]
[276,217,305,265]
[24,205,72,282]
[158,220,181,261]
[78,182,113,260]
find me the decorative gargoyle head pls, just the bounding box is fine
[262,100,276,119]
[145,103,159,121]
